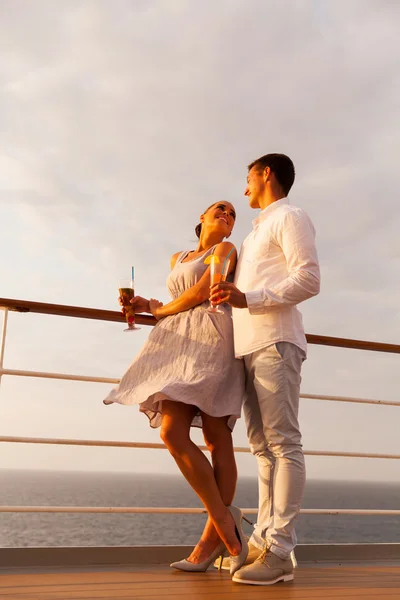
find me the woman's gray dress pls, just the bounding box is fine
[103,246,245,429]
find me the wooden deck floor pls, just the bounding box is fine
[0,563,399,600]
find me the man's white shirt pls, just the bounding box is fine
[233,197,320,358]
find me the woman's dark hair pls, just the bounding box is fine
[248,153,295,196]
[195,202,216,239]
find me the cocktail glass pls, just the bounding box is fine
[207,257,230,314]
[119,278,141,332]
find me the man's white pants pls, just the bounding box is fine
[243,342,306,560]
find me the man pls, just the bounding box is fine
[210,153,320,586]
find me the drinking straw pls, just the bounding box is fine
[131,266,135,281]
[222,248,234,277]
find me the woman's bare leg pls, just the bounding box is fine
[160,400,241,559]
[187,413,238,562]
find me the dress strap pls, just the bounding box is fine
[177,250,190,264]
[178,245,218,265]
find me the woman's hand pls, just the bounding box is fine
[118,295,150,314]
[209,282,248,308]
[131,296,151,313]
[149,298,164,320]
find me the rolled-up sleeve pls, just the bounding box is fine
[246,211,320,314]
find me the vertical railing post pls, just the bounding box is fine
[0,307,9,385]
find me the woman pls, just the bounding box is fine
[103,201,247,574]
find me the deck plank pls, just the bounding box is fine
[0,564,399,600]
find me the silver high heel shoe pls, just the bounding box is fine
[170,541,226,572]
[228,505,249,575]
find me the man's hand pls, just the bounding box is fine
[118,295,150,314]
[210,282,248,308]
[149,298,164,320]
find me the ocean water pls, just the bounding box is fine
[0,470,399,547]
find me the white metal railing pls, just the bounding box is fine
[0,368,120,384]
[2,363,400,407]
[0,506,399,516]
[0,301,399,521]
[0,436,399,460]
[0,308,8,380]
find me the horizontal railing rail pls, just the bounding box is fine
[1,298,399,523]
[1,368,399,407]
[0,368,120,384]
[0,506,399,516]
[0,297,155,326]
[0,436,399,460]
[2,297,400,353]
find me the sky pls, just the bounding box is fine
[0,0,399,484]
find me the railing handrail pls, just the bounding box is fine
[0,297,155,327]
[1,297,400,354]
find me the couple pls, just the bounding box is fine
[103,152,320,586]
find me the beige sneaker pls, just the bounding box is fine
[213,542,262,571]
[232,548,294,585]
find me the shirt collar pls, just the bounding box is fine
[252,197,289,229]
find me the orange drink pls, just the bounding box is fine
[205,255,230,314]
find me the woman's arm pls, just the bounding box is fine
[151,242,237,319]
[170,251,182,270]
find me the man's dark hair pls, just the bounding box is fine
[248,153,295,196]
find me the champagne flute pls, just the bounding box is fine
[119,267,141,332]
[207,256,230,314]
